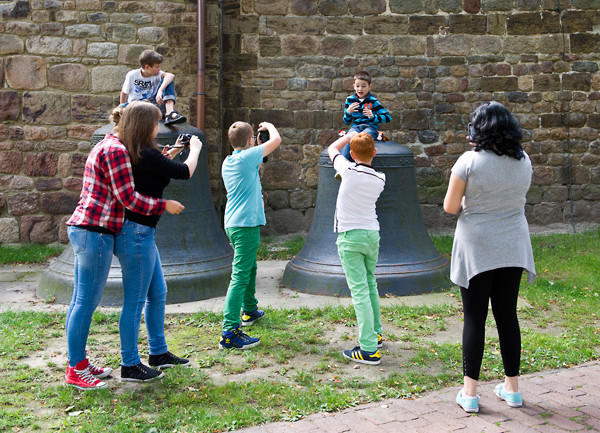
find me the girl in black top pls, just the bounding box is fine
[114,101,202,382]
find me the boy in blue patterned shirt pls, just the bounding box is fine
[339,71,392,162]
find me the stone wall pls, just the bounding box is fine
[1,0,600,244]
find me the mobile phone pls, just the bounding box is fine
[468,123,475,142]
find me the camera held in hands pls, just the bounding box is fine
[258,129,270,144]
[178,134,193,147]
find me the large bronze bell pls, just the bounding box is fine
[282,141,451,296]
[38,122,233,306]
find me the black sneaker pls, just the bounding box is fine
[241,308,265,326]
[343,346,381,365]
[148,351,191,369]
[121,363,164,382]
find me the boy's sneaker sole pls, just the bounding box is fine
[342,346,381,365]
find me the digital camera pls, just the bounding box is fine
[178,134,193,146]
[258,129,270,143]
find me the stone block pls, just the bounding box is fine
[265,208,311,235]
[570,33,600,53]
[41,192,79,214]
[255,0,288,15]
[348,0,386,15]
[24,126,48,140]
[390,36,427,56]
[409,16,448,35]
[23,91,71,125]
[87,42,118,58]
[23,153,58,177]
[0,218,20,243]
[40,22,63,35]
[572,61,599,73]
[533,74,560,91]
[8,175,33,190]
[290,190,315,209]
[5,22,39,36]
[354,36,388,55]
[320,0,348,15]
[36,177,62,191]
[259,36,282,57]
[104,23,136,42]
[402,109,430,130]
[482,0,513,10]
[20,215,58,243]
[118,44,152,65]
[26,36,72,55]
[562,72,591,91]
[0,152,22,175]
[448,16,487,36]
[321,36,354,56]
[390,0,425,13]
[440,0,463,12]
[48,64,88,91]
[262,160,301,189]
[5,55,47,90]
[2,0,31,19]
[267,190,289,210]
[71,94,116,123]
[138,27,166,43]
[507,12,561,35]
[87,12,109,23]
[0,91,21,122]
[481,76,518,91]
[562,11,593,32]
[294,111,334,129]
[91,65,130,92]
[224,54,258,71]
[364,16,409,35]
[464,0,482,13]
[7,192,39,216]
[291,0,318,15]
[541,113,562,127]
[282,35,320,56]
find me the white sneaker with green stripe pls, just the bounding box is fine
[342,346,381,365]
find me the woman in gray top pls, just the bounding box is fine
[444,101,535,414]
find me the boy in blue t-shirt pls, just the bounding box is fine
[219,121,281,349]
[339,71,391,162]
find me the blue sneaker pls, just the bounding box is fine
[456,390,479,413]
[377,333,383,348]
[219,325,260,349]
[494,383,523,407]
[343,346,381,365]
[241,308,265,326]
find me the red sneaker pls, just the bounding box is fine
[65,359,107,390]
[88,360,113,379]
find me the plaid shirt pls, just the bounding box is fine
[67,134,166,233]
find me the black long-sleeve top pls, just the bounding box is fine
[125,148,190,228]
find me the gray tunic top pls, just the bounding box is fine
[450,149,536,288]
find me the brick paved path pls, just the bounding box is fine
[237,362,600,433]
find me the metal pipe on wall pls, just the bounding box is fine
[196,0,206,131]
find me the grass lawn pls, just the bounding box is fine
[0,228,599,432]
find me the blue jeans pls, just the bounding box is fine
[119,78,176,110]
[340,124,379,161]
[114,220,168,366]
[66,226,114,367]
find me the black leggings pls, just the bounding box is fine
[460,267,523,380]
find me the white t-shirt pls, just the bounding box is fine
[121,68,163,102]
[333,154,385,232]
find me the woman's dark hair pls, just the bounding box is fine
[470,101,524,160]
[119,101,162,165]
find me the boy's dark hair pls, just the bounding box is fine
[470,101,524,160]
[350,132,375,161]
[228,121,253,150]
[354,71,371,84]
[139,49,163,67]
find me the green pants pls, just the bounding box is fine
[223,226,260,332]
[336,229,382,353]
